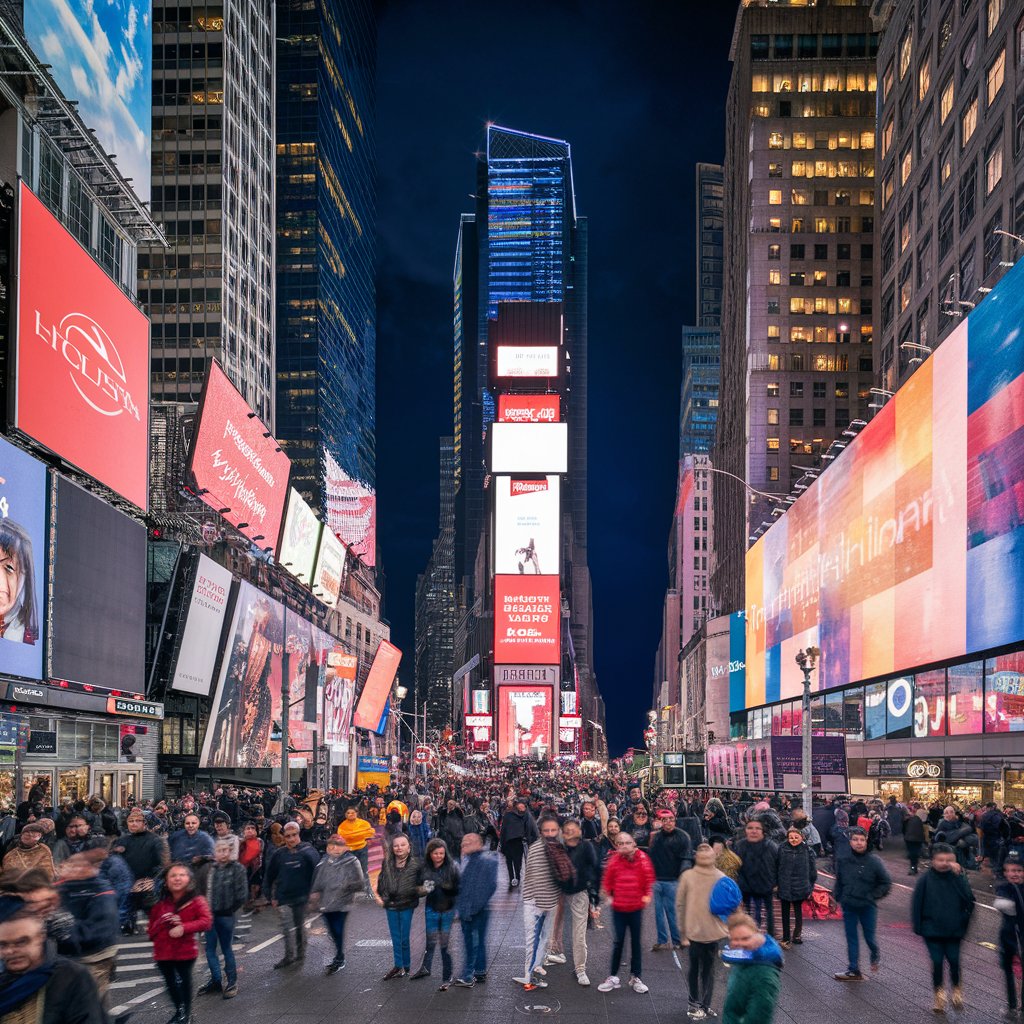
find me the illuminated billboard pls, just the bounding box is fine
[494,476,560,576]
[190,362,291,556]
[495,346,559,378]
[278,488,321,583]
[745,256,1024,709]
[353,640,402,731]
[26,0,152,203]
[324,650,358,747]
[493,575,561,665]
[312,529,345,608]
[498,394,560,424]
[490,423,568,474]
[324,448,376,568]
[15,184,150,508]
[170,554,232,696]
[497,685,554,759]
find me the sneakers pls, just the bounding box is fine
[325,959,345,975]
[475,973,487,983]
[533,965,547,976]
[438,978,453,991]
[453,978,475,989]
[197,981,221,996]
[951,986,964,1011]
[834,970,864,981]
[383,967,406,981]
[870,956,881,973]
[523,972,548,991]
[651,942,671,952]
[629,976,649,994]
[934,988,947,1014]
[792,936,803,945]
[577,971,590,986]
[545,952,567,965]
[222,984,238,999]
[687,1009,708,1021]
[597,975,621,992]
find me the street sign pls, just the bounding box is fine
[414,745,433,765]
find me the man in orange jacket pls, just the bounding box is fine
[337,808,376,896]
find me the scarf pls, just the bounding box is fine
[0,957,57,1015]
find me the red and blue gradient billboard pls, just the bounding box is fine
[745,257,1024,708]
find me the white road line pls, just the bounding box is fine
[246,933,282,953]
[109,986,165,1016]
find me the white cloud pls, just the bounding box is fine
[70,64,93,97]
[39,30,62,59]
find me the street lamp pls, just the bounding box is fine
[795,646,820,810]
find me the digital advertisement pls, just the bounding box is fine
[494,475,560,576]
[498,394,561,423]
[495,345,560,378]
[312,529,345,608]
[0,437,47,681]
[323,650,359,748]
[745,257,1024,709]
[169,554,233,696]
[490,423,568,474]
[497,685,554,759]
[493,575,561,665]
[278,488,321,583]
[16,184,150,509]
[324,448,376,568]
[190,361,291,557]
[352,640,402,731]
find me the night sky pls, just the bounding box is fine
[374,1,738,756]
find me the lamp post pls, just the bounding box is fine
[795,646,820,810]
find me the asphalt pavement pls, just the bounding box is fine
[114,844,1017,1024]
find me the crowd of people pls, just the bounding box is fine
[0,767,1020,1024]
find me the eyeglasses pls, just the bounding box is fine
[0,937,40,951]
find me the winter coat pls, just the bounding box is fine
[885,802,907,836]
[675,814,705,853]
[602,850,655,912]
[649,827,693,880]
[207,860,248,916]
[733,838,779,897]
[57,875,120,956]
[116,830,169,880]
[499,808,538,845]
[903,814,926,843]
[336,816,376,851]
[675,862,728,943]
[168,829,215,864]
[754,810,787,845]
[995,880,1024,949]
[1,956,106,1024]
[834,850,891,908]
[775,842,817,902]
[911,868,975,939]
[310,851,364,911]
[565,839,600,899]
[437,809,466,851]
[377,855,421,911]
[721,935,783,1024]
[147,894,213,961]
[456,850,498,920]
[703,799,732,844]
[418,859,460,913]
[408,821,433,859]
[2,841,54,878]
[263,841,320,905]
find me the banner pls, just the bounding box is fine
[278,488,321,583]
[494,476,560,576]
[353,640,402,731]
[498,394,560,423]
[356,754,390,788]
[493,575,561,664]
[324,650,358,747]
[706,737,848,792]
[495,345,559,378]
[490,423,568,474]
[497,685,554,759]
[312,529,345,607]
[324,448,376,568]
[170,555,232,695]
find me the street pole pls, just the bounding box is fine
[278,644,291,813]
[801,664,812,809]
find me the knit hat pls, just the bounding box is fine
[709,876,742,920]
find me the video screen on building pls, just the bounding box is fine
[278,488,321,584]
[169,554,232,696]
[324,448,376,568]
[324,650,358,748]
[493,575,561,665]
[490,423,568,474]
[353,640,402,732]
[498,394,560,424]
[50,476,146,690]
[494,476,560,576]
[15,184,150,508]
[495,346,559,379]
[312,529,345,608]
[745,257,1024,709]
[190,361,291,557]
[497,685,554,759]
[0,437,48,681]
[25,1,152,203]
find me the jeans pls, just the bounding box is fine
[353,847,374,893]
[386,907,414,969]
[460,909,489,981]
[780,899,804,942]
[204,914,237,984]
[744,893,775,936]
[156,959,195,1015]
[323,910,348,962]
[653,880,681,945]
[522,900,556,976]
[841,903,879,973]
[610,908,643,979]
[422,907,455,979]
[687,940,719,1010]
[924,937,962,988]
[278,902,307,960]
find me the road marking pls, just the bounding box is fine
[247,933,283,953]
[109,986,165,1016]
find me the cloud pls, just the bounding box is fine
[70,64,93,97]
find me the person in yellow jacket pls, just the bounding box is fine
[337,808,377,896]
[387,799,409,822]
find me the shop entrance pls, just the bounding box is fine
[91,767,141,808]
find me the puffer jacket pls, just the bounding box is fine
[418,859,460,913]
[377,855,421,911]
[834,850,891,908]
[775,841,817,902]
[911,867,975,939]
[601,849,655,912]
[734,838,779,896]
[903,814,926,842]
[310,851,364,911]
[147,893,213,960]
[206,860,248,916]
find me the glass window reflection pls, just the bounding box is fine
[986,652,1024,733]
[914,669,947,737]
[865,680,887,739]
[948,661,984,734]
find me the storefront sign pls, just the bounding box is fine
[5,683,46,704]
[907,759,944,779]
[355,754,390,788]
[465,715,492,727]
[865,758,949,778]
[106,697,164,719]
[494,665,558,686]
[26,730,56,754]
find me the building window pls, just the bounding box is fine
[768,243,781,260]
[767,408,779,425]
[768,269,781,285]
[766,382,780,397]
[940,77,955,124]
[899,26,913,79]
[988,0,1004,37]
[938,197,955,258]
[790,381,804,398]
[767,466,780,482]
[900,147,913,186]
[962,95,978,148]
[986,135,1004,194]
[959,162,977,230]
[939,136,954,186]
[883,59,895,100]
[766,437,780,452]
[813,408,826,427]
[789,408,804,427]
[962,33,978,76]
[985,211,1004,274]
[948,661,984,734]
[987,48,1006,105]
[882,115,895,158]
[918,57,931,101]
[768,189,782,205]
[790,243,805,259]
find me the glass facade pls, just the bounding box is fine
[680,327,721,456]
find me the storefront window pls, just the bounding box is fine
[58,767,88,803]
[948,660,984,734]
[810,694,825,736]
[843,687,864,740]
[915,669,947,737]
[0,771,13,808]
[864,680,887,739]
[986,652,1024,732]
[824,691,844,734]
[787,700,802,736]
[771,703,785,735]
[886,676,914,738]
[58,720,90,759]
[93,724,118,761]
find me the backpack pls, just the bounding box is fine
[803,883,842,920]
[543,839,578,892]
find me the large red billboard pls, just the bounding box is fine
[190,361,291,556]
[493,575,561,664]
[498,394,561,424]
[353,640,402,731]
[497,685,554,759]
[15,183,150,508]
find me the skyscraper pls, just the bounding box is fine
[695,162,725,328]
[275,0,377,560]
[141,1,276,423]
[713,0,878,614]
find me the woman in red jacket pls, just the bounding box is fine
[148,863,214,1024]
[598,831,655,995]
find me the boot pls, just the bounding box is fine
[933,988,947,1014]
[951,986,964,1011]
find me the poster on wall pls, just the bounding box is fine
[169,554,232,696]
[494,476,560,576]
[119,724,147,763]
[312,529,345,608]
[0,436,47,681]
[352,640,402,731]
[493,575,560,664]
[324,448,376,568]
[324,650,358,747]
[497,685,554,759]
[200,581,285,768]
[278,489,321,583]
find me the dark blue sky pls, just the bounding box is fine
[374,0,737,756]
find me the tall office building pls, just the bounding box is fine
[415,438,457,735]
[695,163,726,328]
[713,0,879,614]
[680,329,722,456]
[871,0,1024,392]
[275,0,377,528]
[141,2,276,423]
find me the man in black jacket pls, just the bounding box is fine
[499,800,538,890]
[546,819,600,986]
[733,819,779,937]
[649,810,691,951]
[264,822,320,968]
[112,809,169,933]
[833,826,891,981]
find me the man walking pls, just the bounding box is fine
[264,821,320,968]
[833,826,891,981]
[500,799,538,890]
[547,818,600,986]
[454,832,498,989]
[648,809,691,951]
[515,815,564,990]
[309,834,365,974]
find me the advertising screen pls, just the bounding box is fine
[495,346,559,378]
[493,575,561,665]
[497,685,554,759]
[278,488,321,583]
[323,650,358,747]
[745,256,1024,709]
[490,423,568,474]
[494,476,560,576]
[0,437,47,680]
[169,554,232,696]
[282,616,332,765]
[50,476,146,690]
[498,394,561,424]
[312,529,345,607]
[352,640,402,731]
[190,362,290,556]
[324,448,376,568]
[200,580,285,768]
[16,184,149,508]
[25,1,152,203]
